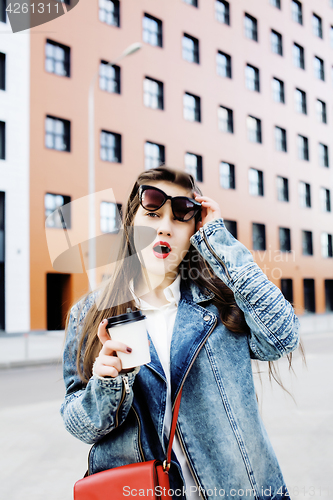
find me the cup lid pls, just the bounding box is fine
[106,309,146,329]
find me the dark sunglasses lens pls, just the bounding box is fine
[173,198,198,221]
[141,188,165,210]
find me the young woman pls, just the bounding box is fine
[61,167,300,500]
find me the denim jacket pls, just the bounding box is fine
[61,218,300,500]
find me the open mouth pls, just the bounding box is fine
[153,241,171,259]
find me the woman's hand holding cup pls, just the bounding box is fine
[94,319,132,378]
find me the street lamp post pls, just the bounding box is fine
[88,42,142,290]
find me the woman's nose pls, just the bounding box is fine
[157,212,173,237]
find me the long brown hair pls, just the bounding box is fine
[68,166,305,391]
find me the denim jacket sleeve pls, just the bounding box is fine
[190,218,300,361]
[60,299,140,444]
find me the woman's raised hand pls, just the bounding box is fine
[194,193,222,232]
[94,320,132,378]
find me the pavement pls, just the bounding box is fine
[0,312,333,369]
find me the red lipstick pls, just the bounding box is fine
[152,241,172,259]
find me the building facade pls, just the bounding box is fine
[26,0,333,329]
[0,5,30,333]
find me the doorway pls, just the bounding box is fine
[46,273,71,330]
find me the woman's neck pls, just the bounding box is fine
[134,272,178,307]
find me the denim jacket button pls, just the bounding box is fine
[203,315,210,321]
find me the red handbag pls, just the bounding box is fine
[74,388,183,500]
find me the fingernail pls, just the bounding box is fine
[102,319,107,325]
[126,347,132,353]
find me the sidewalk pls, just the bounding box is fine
[0,313,333,369]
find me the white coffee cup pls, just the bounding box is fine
[107,309,150,370]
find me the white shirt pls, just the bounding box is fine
[131,275,200,499]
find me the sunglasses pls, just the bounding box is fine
[139,185,202,222]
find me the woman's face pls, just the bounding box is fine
[133,181,197,281]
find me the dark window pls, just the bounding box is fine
[100,130,121,163]
[99,61,121,94]
[245,64,260,92]
[220,162,235,189]
[320,188,331,212]
[224,220,237,239]
[321,233,333,258]
[217,51,232,78]
[249,168,264,196]
[319,143,329,167]
[0,0,6,23]
[303,279,315,312]
[244,14,258,41]
[218,106,233,133]
[0,191,4,330]
[279,227,291,252]
[312,13,323,38]
[295,88,307,114]
[316,100,327,123]
[293,43,305,69]
[247,116,262,143]
[144,77,164,110]
[297,135,309,161]
[277,176,289,202]
[183,92,201,122]
[314,56,325,81]
[45,193,71,229]
[45,39,70,77]
[100,201,122,233]
[272,77,284,103]
[99,0,120,27]
[183,0,198,6]
[143,13,162,47]
[299,181,311,208]
[215,0,230,25]
[271,30,283,55]
[185,153,203,182]
[302,231,313,255]
[291,0,302,24]
[325,280,333,312]
[281,279,294,304]
[0,52,5,90]
[270,0,281,8]
[45,116,70,152]
[144,141,165,170]
[0,121,5,160]
[252,223,266,251]
[330,26,333,48]
[182,34,199,64]
[275,126,287,152]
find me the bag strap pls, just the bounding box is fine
[163,388,183,472]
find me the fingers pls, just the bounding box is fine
[97,319,110,346]
[101,339,132,356]
[94,353,123,378]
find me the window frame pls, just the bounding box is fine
[45,192,71,229]
[271,29,283,56]
[216,51,232,78]
[45,39,71,78]
[245,64,260,92]
[272,77,285,103]
[279,227,291,252]
[219,161,235,189]
[100,201,122,234]
[297,134,309,161]
[295,88,307,114]
[99,0,120,28]
[0,52,5,91]
[302,231,313,256]
[182,33,200,64]
[277,176,289,202]
[291,0,303,25]
[143,77,164,110]
[45,115,71,152]
[293,43,305,69]
[183,92,201,122]
[142,13,163,47]
[244,13,258,42]
[184,152,203,182]
[215,0,230,25]
[275,126,287,152]
[247,116,262,143]
[144,141,165,170]
[312,13,323,39]
[100,130,122,163]
[252,223,266,251]
[314,56,325,81]
[218,105,233,133]
[319,143,329,167]
[0,121,5,160]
